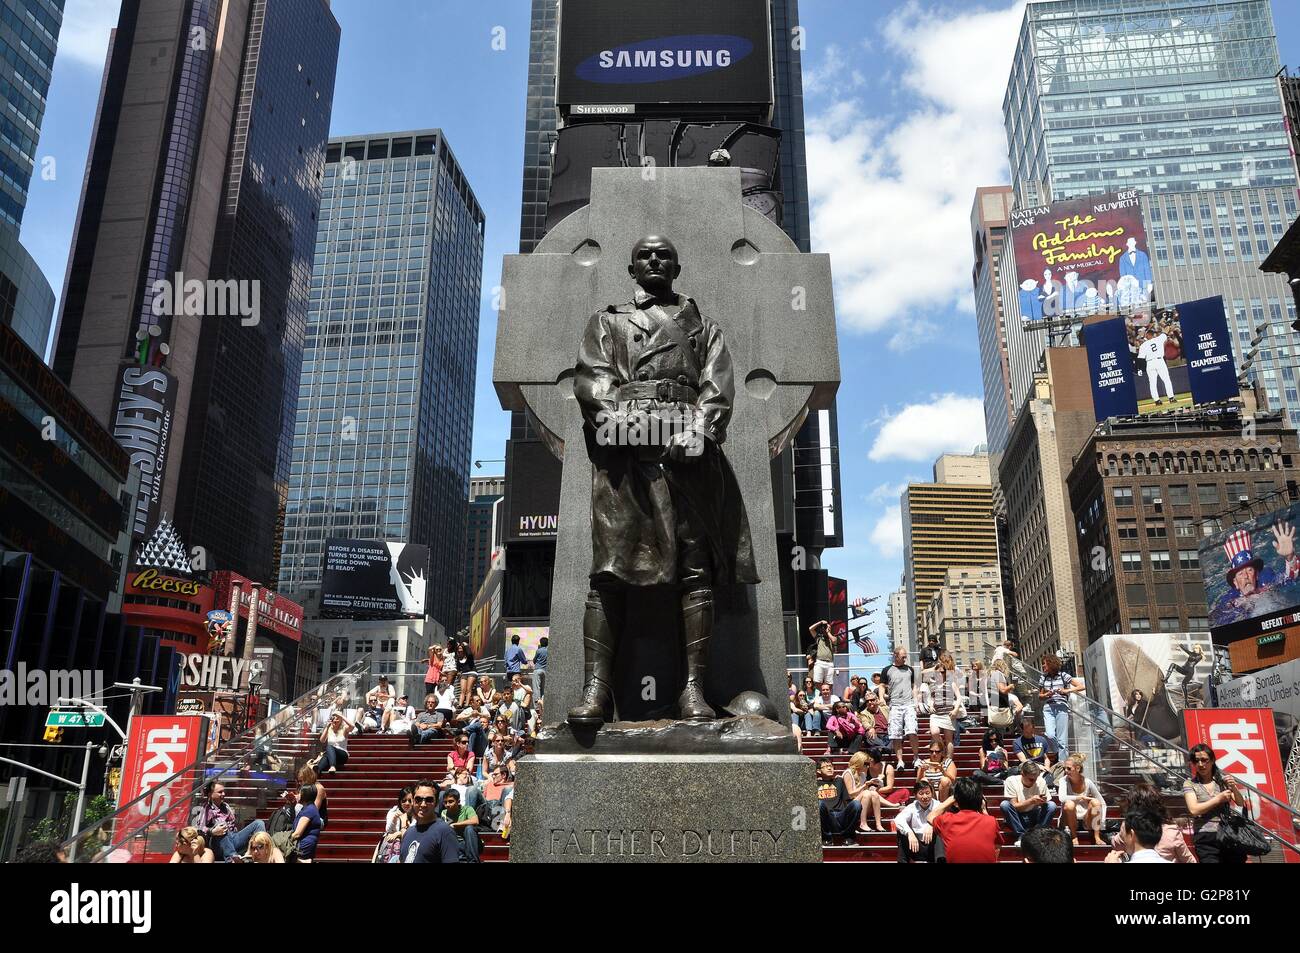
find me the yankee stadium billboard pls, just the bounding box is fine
[1010,189,1152,322]
[321,539,429,619]
[556,0,773,113]
[1082,296,1236,421]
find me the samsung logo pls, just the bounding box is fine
[578,34,754,84]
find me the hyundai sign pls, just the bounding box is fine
[557,0,773,114]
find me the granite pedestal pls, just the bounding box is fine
[509,751,822,863]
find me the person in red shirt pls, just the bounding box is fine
[928,776,1000,863]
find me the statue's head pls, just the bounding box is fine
[629,235,680,297]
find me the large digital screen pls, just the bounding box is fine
[320,539,429,618]
[1010,190,1152,322]
[1199,501,1300,641]
[556,0,773,112]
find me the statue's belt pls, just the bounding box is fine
[616,380,699,403]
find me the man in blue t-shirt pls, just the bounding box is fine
[505,634,526,675]
[1013,718,1048,766]
[401,781,461,863]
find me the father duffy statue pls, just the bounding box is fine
[568,235,758,727]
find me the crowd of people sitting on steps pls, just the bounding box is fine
[808,634,1260,863]
[162,633,544,864]
[12,630,1271,865]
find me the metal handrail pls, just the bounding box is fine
[999,648,1300,858]
[59,656,375,862]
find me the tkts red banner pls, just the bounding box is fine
[1183,708,1296,863]
[113,715,208,862]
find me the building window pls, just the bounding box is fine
[1178,550,1200,571]
[1149,551,1172,572]
[1158,617,1182,632]
[1140,486,1161,506]
[1113,486,1134,507]
[355,639,373,654]
[1121,552,1143,572]
[1117,519,1138,540]
[1167,485,1190,506]
[1188,617,1209,632]
[1131,618,1152,632]
[1174,518,1195,539]
[1145,522,1167,540]
[1197,484,1220,505]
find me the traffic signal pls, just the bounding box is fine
[42,726,64,743]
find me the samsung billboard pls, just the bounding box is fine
[557,0,773,114]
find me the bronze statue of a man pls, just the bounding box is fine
[569,236,758,728]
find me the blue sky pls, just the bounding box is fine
[23,1,1300,653]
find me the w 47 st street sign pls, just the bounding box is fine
[45,710,105,728]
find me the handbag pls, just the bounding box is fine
[1217,804,1271,857]
[988,706,1013,728]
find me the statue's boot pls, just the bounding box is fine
[677,587,716,721]
[568,589,618,727]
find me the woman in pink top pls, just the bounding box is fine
[1105,783,1197,863]
[424,645,444,697]
[446,732,475,781]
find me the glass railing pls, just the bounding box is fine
[987,646,1300,861]
[60,658,374,863]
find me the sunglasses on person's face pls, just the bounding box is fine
[413,796,437,804]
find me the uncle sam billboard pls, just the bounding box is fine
[1199,501,1300,642]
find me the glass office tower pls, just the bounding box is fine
[999,0,1300,427]
[278,131,486,633]
[1005,0,1292,205]
[0,0,61,356]
[53,0,340,584]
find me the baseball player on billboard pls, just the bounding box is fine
[1136,325,1175,404]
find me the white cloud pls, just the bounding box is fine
[802,43,865,98]
[869,504,904,557]
[866,480,911,504]
[57,0,121,72]
[868,393,987,462]
[806,1,1026,335]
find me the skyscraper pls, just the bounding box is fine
[277,131,486,634]
[507,0,838,650]
[999,0,1300,426]
[51,0,340,583]
[901,453,999,640]
[0,0,61,356]
[971,185,1016,458]
[461,474,504,630]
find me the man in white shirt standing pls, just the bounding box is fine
[1137,326,1174,404]
[1125,809,1173,863]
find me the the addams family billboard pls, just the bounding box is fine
[1010,189,1153,322]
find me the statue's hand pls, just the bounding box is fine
[660,430,703,464]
